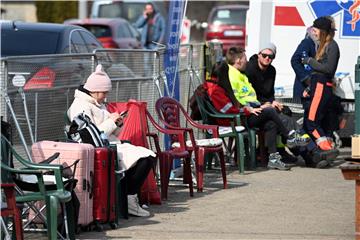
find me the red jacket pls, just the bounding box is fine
[204,81,241,126]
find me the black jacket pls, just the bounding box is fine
[290,28,316,100]
[245,54,276,104]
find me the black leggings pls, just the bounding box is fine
[247,107,290,153]
[125,156,155,195]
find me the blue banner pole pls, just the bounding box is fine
[163,0,186,176]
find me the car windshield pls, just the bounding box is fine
[211,9,247,25]
[1,30,60,57]
[81,25,112,38]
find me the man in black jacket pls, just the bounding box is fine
[245,43,284,111]
[245,43,301,164]
[245,42,337,168]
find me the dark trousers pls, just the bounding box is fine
[247,107,289,153]
[304,74,333,140]
[125,156,154,195]
[303,94,343,144]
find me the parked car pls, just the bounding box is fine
[1,20,107,90]
[0,21,135,142]
[1,20,103,57]
[205,5,248,55]
[64,18,142,49]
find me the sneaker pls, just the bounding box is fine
[287,130,311,148]
[128,194,150,217]
[267,152,291,170]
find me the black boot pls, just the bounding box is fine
[310,148,340,168]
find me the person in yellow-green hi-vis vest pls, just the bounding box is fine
[224,47,310,170]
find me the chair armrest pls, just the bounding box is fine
[186,119,219,138]
[157,111,220,139]
[146,110,187,151]
[1,164,47,194]
[0,183,16,188]
[23,165,65,191]
[147,132,162,154]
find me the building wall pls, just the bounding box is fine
[1,2,37,22]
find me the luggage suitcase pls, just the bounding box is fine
[110,144,128,220]
[31,141,94,227]
[93,147,117,230]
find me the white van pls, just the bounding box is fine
[246,0,359,101]
[245,0,360,140]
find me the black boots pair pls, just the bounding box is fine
[302,148,340,168]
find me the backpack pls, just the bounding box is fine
[189,84,209,120]
[67,113,105,147]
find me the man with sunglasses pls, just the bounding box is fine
[245,43,301,164]
[224,47,310,170]
[245,43,284,111]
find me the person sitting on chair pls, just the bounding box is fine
[68,64,156,217]
[245,42,302,164]
[205,47,310,170]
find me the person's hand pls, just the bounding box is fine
[271,100,283,111]
[301,57,310,65]
[260,102,272,109]
[143,10,148,18]
[303,87,311,98]
[115,118,124,127]
[246,106,262,116]
[109,112,121,122]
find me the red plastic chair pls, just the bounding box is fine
[1,183,24,240]
[107,100,193,200]
[155,97,227,192]
[146,110,193,200]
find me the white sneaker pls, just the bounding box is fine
[127,194,150,217]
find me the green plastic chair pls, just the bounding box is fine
[1,135,74,240]
[195,94,257,174]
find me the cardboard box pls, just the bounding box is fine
[352,135,360,159]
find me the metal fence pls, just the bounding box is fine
[0,43,214,159]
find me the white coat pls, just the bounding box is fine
[68,89,156,170]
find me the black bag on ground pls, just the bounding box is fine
[67,113,105,147]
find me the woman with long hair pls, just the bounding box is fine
[302,16,340,151]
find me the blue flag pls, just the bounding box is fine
[164,0,186,99]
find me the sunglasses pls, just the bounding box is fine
[260,53,275,60]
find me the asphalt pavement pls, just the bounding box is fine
[25,147,355,240]
[76,147,355,240]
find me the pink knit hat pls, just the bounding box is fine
[84,64,112,92]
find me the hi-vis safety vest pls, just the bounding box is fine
[228,64,259,106]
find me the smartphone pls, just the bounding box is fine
[120,110,128,118]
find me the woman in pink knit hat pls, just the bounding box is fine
[68,64,155,217]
